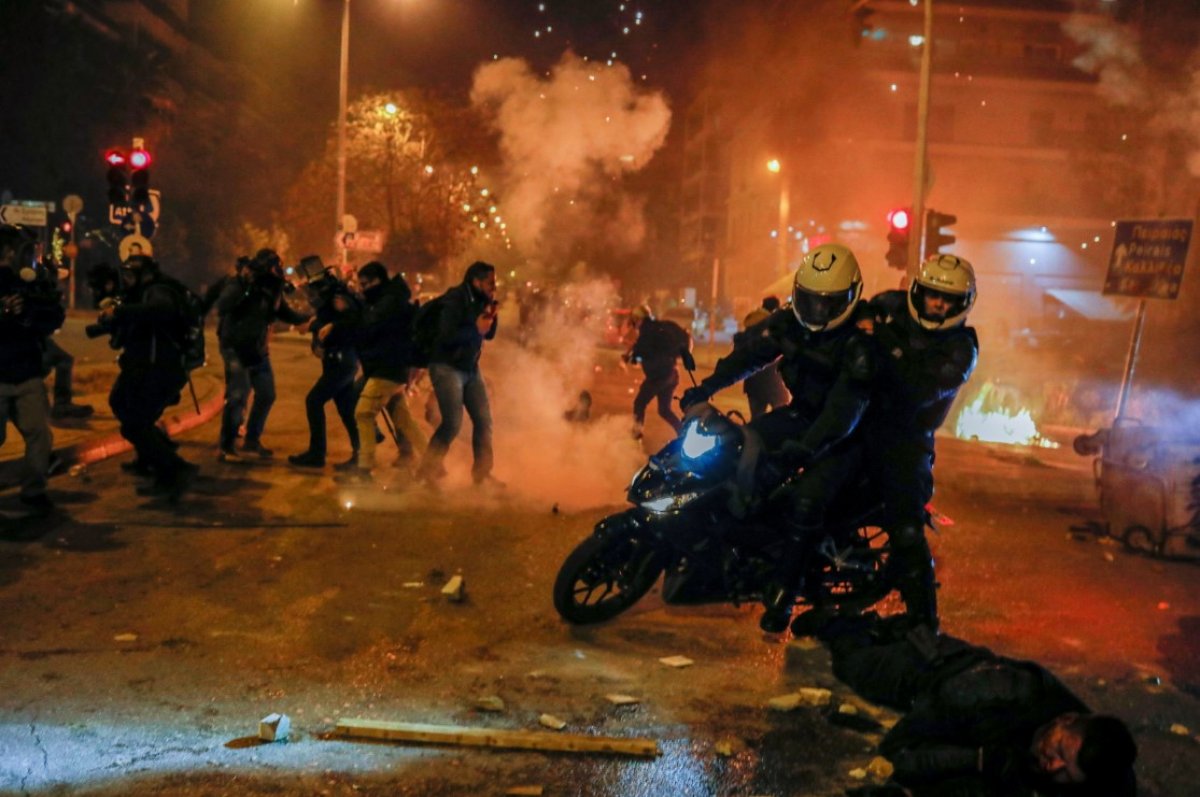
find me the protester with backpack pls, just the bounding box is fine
[213,248,310,463]
[334,261,426,483]
[99,255,199,502]
[414,260,500,488]
[624,304,690,440]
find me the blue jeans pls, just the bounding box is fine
[419,363,493,481]
[220,347,276,450]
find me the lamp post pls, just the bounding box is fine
[767,158,790,276]
[335,0,351,268]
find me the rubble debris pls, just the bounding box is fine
[1169,723,1190,736]
[714,740,735,757]
[336,718,661,757]
[767,694,804,712]
[605,694,640,706]
[442,575,465,602]
[475,696,505,712]
[506,787,544,796]
[838,703,858,715]
[258,712,291,742]
[658,655,694,668]
[113,633,138,642]
[796,687,832,707]
[402,581,424,588]
[848,768,868,780]
[538,713,567,731]
[866,756,894,779]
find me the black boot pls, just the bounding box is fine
[759,523,818,634]
[889,525,939,632]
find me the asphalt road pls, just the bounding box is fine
[0,324,1197,796]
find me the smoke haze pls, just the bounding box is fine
[469,52,672,267]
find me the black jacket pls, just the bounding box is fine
[344,277,414,381]
[429,281,497,371]
[863,290,978,439]
[701,306,874,464]
[0,268,65,384]
[629,319,690,380]
[880,641,1088,796]
[309,289,361,369]
[215,275,309,366]
[111,276,187,372]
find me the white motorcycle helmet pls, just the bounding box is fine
[908,254,976,330]
[791,243,863,332]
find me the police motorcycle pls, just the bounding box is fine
[552,353,894,628]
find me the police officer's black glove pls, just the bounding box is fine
[679,385,713,411]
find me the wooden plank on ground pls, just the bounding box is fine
[336,718,661,758]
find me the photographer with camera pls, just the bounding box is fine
[0,226,64,516]
[213,248,310,462]
[288,256,363,469]
[100,255,199,502]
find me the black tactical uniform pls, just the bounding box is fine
[628,317,691,435]
[861,290,978,629]
[684,306,876,631]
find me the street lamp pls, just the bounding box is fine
[767,158,790,275]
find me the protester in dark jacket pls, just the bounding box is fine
[0,226,64,515]
[288,257,362,469]
[103,255,198,502]
[213,248,309,462]
[624,305,690,439]
[333,261,426,482]
[415,260,499,487]
[826,617,1136,797]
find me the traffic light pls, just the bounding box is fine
[886,207,911,270]
[924,209,957,258]
[129,147,152,207]
[105,148,128,205]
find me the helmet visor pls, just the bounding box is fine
[792,285,854,328]
[911,283,969,324]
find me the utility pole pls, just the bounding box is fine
[907,0,934,279]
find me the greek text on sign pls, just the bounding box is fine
[0,204,48,226]
[337,230,386,253]
[1103,219,1193,300]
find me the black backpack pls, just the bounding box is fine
[407,291,448,369]
[161,276,207,371]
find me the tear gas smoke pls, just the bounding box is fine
[469,51,671,265]
[427,278,645,512]
[1065,14,1200,177]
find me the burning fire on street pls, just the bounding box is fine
[953,382,1059,449]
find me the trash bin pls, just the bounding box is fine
[1084,419,1200,558]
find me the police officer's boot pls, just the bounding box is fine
[889,525,939,633]
[759,524,817,634]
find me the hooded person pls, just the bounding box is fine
[333,260,426,483]
[414,260,500,488]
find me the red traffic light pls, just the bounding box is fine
[888,208,910,231]
[104,149,127,167]
[129,149,152,169]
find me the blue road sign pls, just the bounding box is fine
[1103,219,1193,300]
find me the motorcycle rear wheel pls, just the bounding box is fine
[553,532,664,625]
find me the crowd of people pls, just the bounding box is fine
[2,224,1140,795]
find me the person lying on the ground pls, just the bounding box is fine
[821,616,1136,797]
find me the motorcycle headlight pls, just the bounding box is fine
[680,420,720,461]
[641,491,704,514]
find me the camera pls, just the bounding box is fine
[85,296,125,348]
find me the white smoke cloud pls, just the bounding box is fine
[469,51,672,261]
[1065,14,1200,177]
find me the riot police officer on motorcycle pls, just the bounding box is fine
[680,242,875,634]
[857,254,978,632]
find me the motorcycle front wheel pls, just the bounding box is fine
[553,530,664,625]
